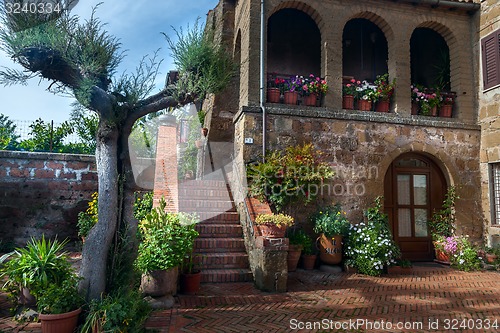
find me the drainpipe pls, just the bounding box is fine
[396,0,479,12]
[260,0,266,162]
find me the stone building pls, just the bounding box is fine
[479,0,500,246]
[200,0,495,262]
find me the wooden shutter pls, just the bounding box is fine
[482,29,500,90]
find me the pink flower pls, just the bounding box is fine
[346,84,351,87]
[350,79,356,83]
[357,80,361,84]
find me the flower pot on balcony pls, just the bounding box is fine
[440,104,453,118]
[411,102,419,115]
[267,88,281,103]
[376,100,390,112]
[342,95,354,109]
[284,91,299,105]
[431,105,438,117]
[357,99,372,111]
[302,93,317,106]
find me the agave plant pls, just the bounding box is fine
[0,236,73,298]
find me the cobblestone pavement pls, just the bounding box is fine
[2,264,500,332]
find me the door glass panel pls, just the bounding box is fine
[414,209,428,237]
[413,175,427,205]
[397,175,410,205]
[398,208,412,237]
[396,158,428,168]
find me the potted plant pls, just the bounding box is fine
[483,246,499,264]
[134,198,199,297]
[342,78,359,109]
[356,80,377,111]
[302,74,328,106]
[373,73,395,112]
[255,213,294,238]
[267,74,285,103]
[286,229,307,272]
[283,75,304,105]
[345,197,401,276]
[429,186,458,264]
[180,252,202,295]
[37,277,83,333]
[0,236,74,307]
[312,204,351,265]
[300,234,318,270]
[439,92,455,117]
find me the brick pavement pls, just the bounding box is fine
[1,264,500,332]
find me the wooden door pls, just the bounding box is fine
[384,154,446,261]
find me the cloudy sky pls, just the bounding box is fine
[0,0,219,123]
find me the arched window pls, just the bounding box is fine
[342,18,388,82]
[410,28,450,91]
[267,8,320,76]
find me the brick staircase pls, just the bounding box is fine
[178,180,253,283]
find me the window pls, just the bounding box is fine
[491,163,500,225]
[481,29,500,90]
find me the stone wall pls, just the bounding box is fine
[234,106,483,241]
[0,151,97,246]
[478,0,500,244]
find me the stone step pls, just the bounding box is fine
[179,200,236,212]
[179,188,232,199]
[194,238,246,253]
[200,268,253,283]
[197,212,240,224]
[194,252,249,270]
[196,224,243,238]
[179,180,230,188]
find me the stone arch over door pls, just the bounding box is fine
[384,152,448,261]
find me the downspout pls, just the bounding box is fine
[396,0,480,12]
[260,0,266,162]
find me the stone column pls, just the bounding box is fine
[153,114,179,212]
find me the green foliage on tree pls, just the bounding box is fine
[0,113,19,149]
[18,118,73,152]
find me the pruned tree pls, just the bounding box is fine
[0,3,234,300]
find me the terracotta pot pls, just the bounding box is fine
[283,91,298,105]
[258,224,286,238]
[433,243,450,264]
[357,99,372,111]
[411,102,419,115]
[39,308,81,333]
[201,127,209,137]
[301,254,317,270]
[267,88,281,103]
[342,95,354,109]
[440,104,453,117]
[302,93,317,106]
[376,100,390,112]
[287,245,303,272]
[140,267,179,297]
[431,105,438,117]
[180,271,202,295]
[486,253,498,264]
[317,234,342,265]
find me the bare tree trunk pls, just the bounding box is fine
[79,120,119,300]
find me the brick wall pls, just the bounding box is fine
[0,151,97,246]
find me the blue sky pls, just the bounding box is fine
[0,0,219,123]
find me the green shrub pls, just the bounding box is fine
[312,204,351,237]
[247,143,335,212]
[133,191,154,222]
[345,197,401,276]
[134,198,199,273]
[77,192,98,238]
[255,213,294,227]
[37,277,83,314]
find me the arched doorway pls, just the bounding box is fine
[384,153,447,261]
